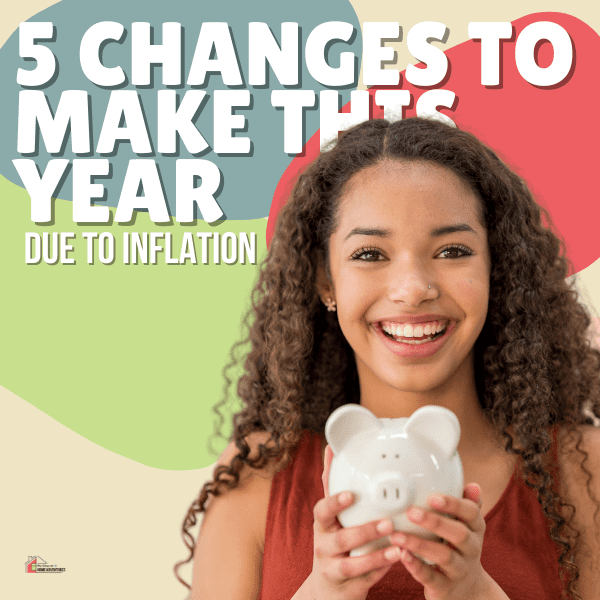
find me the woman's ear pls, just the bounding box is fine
[315,266,335,304]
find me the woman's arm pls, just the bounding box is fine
[193,439,408,600]
[559,425,600,599]
[190,433,274,600]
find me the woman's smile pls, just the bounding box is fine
[372,318,456,358]
[320,159,491,398]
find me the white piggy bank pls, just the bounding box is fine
[325,404,463,556]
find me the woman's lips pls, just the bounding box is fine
[372,321,456,358]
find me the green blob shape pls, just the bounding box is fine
[0,176,264,469]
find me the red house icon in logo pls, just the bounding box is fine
[25,556,37,573]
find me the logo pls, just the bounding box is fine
[25,556,65,574]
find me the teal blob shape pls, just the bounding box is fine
[0,0,361,220]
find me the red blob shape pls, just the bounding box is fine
[267,12,600,274]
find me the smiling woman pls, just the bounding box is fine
[176,118,600,600]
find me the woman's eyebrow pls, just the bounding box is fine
[431,223,478,237]
[344,223,477,241]
[344,227,392,240]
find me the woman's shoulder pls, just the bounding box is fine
[190,431,277,600]
[215,430,279,474]
[557,424,600,502]
[206,430,279,517]
[210,428,324,499]
[557,423,600,483]
[556,425,600,599]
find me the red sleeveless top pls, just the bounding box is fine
[260,430,563,600]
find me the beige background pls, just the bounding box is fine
[1,2,599,599]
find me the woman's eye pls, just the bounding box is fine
[350,247,386,261]
[437,245,473,259]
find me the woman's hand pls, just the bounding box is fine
[390,484,508,600]
[295,445,403,600]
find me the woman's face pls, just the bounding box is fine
[322,160,491,399]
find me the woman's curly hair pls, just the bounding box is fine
[175,117,600,598]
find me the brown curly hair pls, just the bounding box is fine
[175,117,600,598]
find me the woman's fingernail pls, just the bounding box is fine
[408,507,424,521]
[339,492,353,504]
[429,495,445,509]
[376,519,393,534]
[384,546,401,561]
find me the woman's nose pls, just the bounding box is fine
[387,260,438,306]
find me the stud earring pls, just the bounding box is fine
[324,298,337,312]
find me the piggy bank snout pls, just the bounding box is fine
[371,473,414,511]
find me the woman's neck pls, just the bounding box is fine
[357,360,503,461]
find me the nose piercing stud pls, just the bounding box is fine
[428,286,431,289]
[324,298,337,312]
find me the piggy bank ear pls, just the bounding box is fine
[404,406,460,458]
[325,404,382,455]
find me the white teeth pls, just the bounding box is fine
[380,320,449,341]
